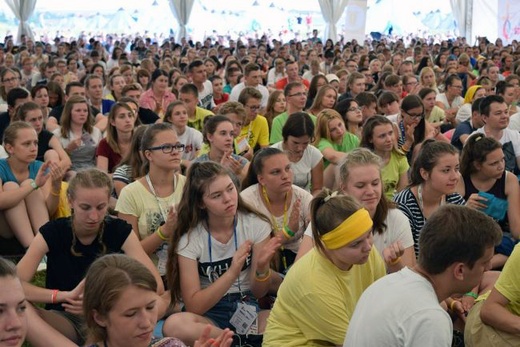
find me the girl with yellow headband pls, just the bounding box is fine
[263,189,386,347]
[296,148,416,272]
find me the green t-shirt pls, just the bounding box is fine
[381,151,409,199]
[270,112,317,144]
[317,133,360,168]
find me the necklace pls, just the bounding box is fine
[261,185,290,271]
[145,173,177,223]
[261,185,288,232]
[417,184,446,218]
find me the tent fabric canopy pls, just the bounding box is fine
[5,0,37,41]
[318,0,349,43]
[169,0,195,41]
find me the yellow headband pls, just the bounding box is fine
[320,208,373,250]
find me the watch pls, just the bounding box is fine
[30,180,39,190]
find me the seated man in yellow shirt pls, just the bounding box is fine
[237,87,270,159]
[179,83,214,132]
[465,243,520,346]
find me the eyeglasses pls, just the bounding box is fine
[288,92,307,98]
[347,65,358,69]
[348,106,362,112]
[406,81,418,86]
[246,105,261,111]
[2,76,19,83]
[146,143,185,154]
[404,111,424,119]
[450,85,463,89]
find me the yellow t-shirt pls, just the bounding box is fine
[263,247,386,346]
[492,243,520,315]
[236,115,269,150]
[188,107,214,132]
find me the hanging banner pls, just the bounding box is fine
[343,0,368,44]
[498,0,520,44]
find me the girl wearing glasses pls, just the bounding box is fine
[194,116,250,182]
[435,74,464,127]
[0,68,21,112]
[163,161,279,346]
[52,96,102,174]
[335,98,364,139]
[96,102,136,174]
[117,123,186,279]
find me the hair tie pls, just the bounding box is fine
[324,191,339,202]
[475,134,484,142]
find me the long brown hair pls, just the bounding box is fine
[60,95,93,139]
[167,162,269,305]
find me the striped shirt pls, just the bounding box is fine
[393,187,465,256]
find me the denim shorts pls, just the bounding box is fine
[204,291,259,330]
[495,232,519,256]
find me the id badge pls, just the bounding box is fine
[230,302,257,334]
[156,244,168,276]
[235,136,250,155]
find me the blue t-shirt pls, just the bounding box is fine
[0,159,43,183]
[451,119,475,151]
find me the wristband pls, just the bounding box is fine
[388,257,401,266]
[283,225,294,237]
[30,180,39,190]
[449,300,458,312]
[50,189,61,197]
[464,291,478,299]
[51,289,58,304]
[255,268,271,282]
[156,227,168,241]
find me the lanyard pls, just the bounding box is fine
[207,217,242,293]
[145,173,177,223]
[262,185,289,270]
[417,184,445,219]
[262,186,288,232]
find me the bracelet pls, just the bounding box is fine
[156,227,168,241]
[388,257,401,266]
[255,268,271,282]
[401,145,410,153]
[30,180,39,190]
[51,289,58,304]
[464,291,478,299]
[50,190,61,197]
[281,225,295,239]
[449,300,458,312]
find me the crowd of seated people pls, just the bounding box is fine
[1,31,520,347]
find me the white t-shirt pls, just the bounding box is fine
[344,267,452,347]
[177,212,271,294]
[198,80,215,110]
[471,126,520,173]
[229,82,270,108]
[509,112,520,132]
[241,184,312,253]
[304,208,414,260]
[435,93,464,110]
[176,126,203,161]
[271,142,323,192]
[456,103,472,122]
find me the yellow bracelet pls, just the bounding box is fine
[255,268,271,282]
[50,190,61,197]
[156,227,168,241]
[388,257,401,266]
[449,300,458,312]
